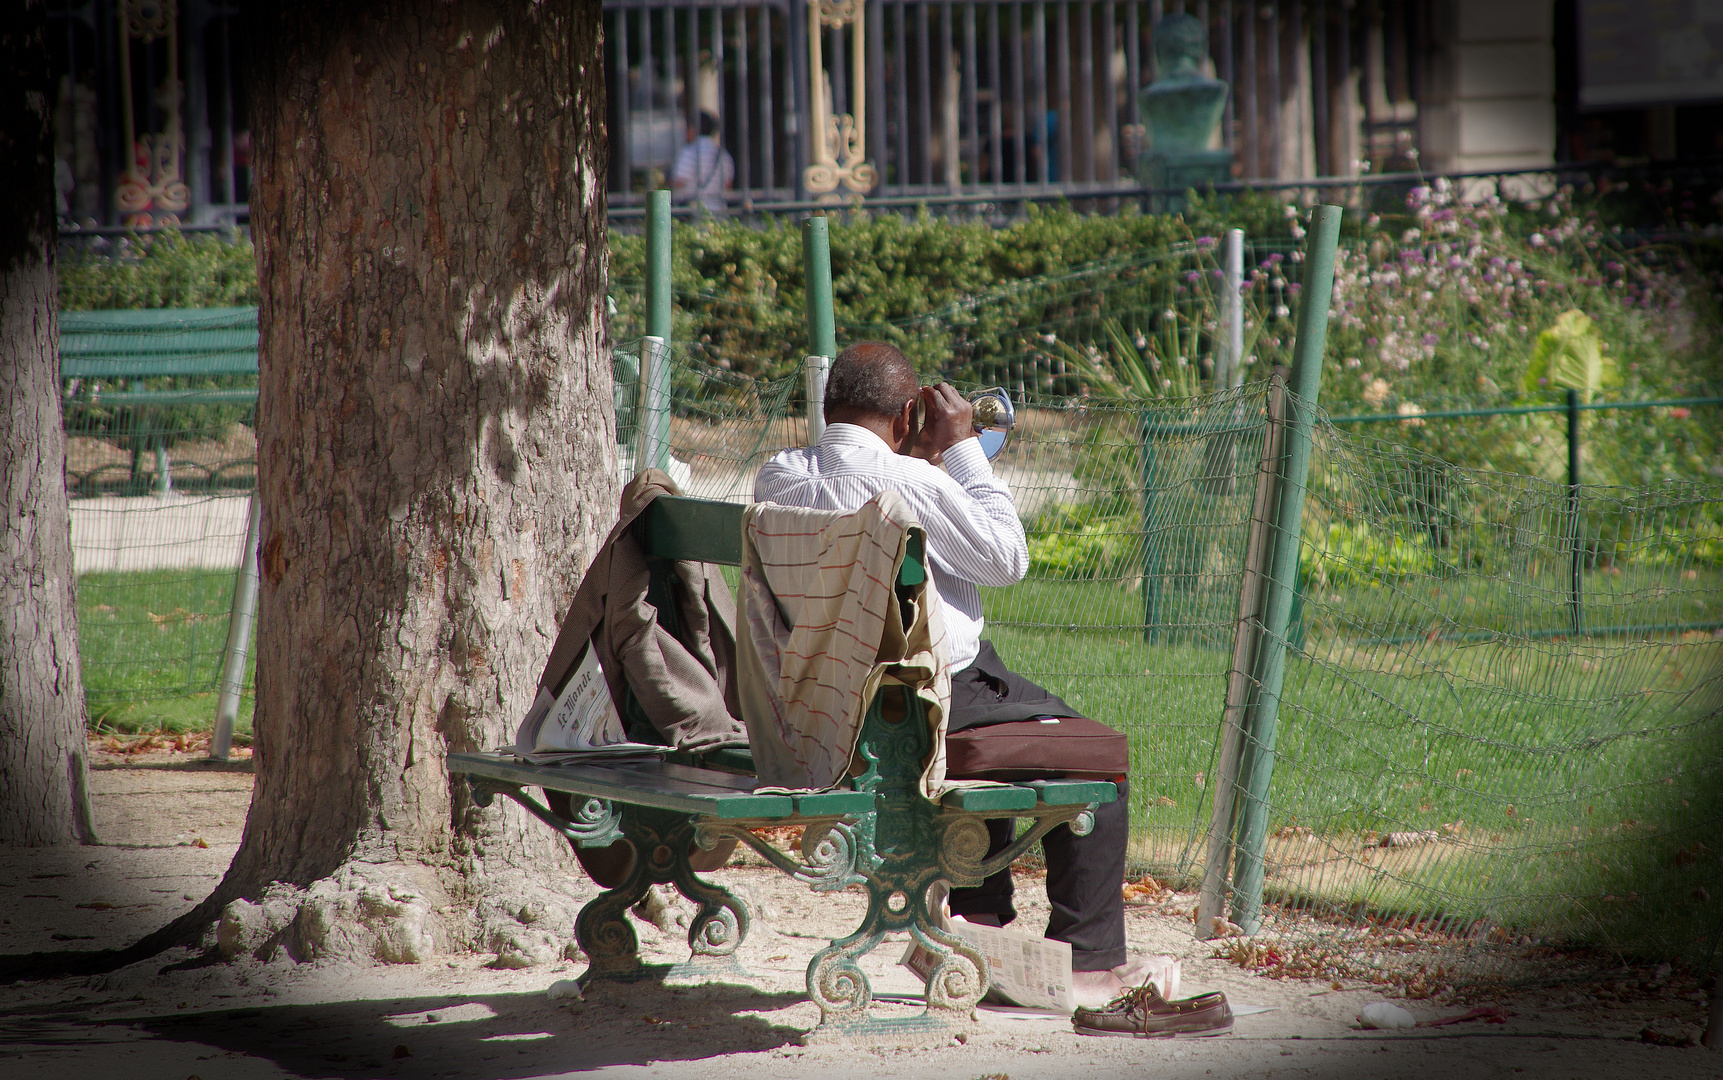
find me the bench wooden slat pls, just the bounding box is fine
[1023,779,1120,806]
[791,790,876,815]
[639,496,745,565]
[638,496,928,591]
[448,752,796,818]
[59,307,260,378]
[941,785,1040,812]
[644,760,763,792]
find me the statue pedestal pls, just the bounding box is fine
[1139,149,1234,213]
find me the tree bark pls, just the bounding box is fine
[202,0,616,961]
[0,0,100,848]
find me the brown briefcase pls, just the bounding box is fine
[943,716,1130,782]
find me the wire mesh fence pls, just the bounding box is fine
[611,256,1722,983]
[57,238,1722,979]
[1224,408,1723,988]
[61,307,259,730]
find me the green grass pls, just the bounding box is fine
[76,559,1718,965]
[983,571,1723,968]
[1306,565,1723,642]
[77,568,254,738]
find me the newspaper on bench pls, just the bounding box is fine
[514,644,664,764]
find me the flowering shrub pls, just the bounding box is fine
[1307,177,1712,416]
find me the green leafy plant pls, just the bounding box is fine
[1302,521,1436,588]
[1051,316,1202,400]
[1522,309,1620,403]
[1026,501,1140,580]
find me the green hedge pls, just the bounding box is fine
[59,230,260,311]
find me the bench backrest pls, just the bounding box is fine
[635,493,931,799]
[635,494,925,585]
[59,307,259,379]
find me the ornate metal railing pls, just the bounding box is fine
[50,0,1435,227]
[604,0,1435,212]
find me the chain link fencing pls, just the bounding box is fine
[60,308,259,730]
[58,241,1722,982]
[610,245,1722,986]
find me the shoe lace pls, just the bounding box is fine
[1107,982,1161,1011]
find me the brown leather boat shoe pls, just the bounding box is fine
[1071,982,1234,1038]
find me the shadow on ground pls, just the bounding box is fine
[3,978,808,1078]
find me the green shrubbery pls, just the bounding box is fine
[59,229,259,310]
[1026,501,1140,580]
[54,190,1722,488]
[606,198,1302,384]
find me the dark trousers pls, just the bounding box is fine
[947,778,1129,972]
[944,641,1129,972]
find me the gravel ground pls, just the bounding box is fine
[0,745,1715,1080]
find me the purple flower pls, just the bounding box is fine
[1196,236,1218,249]
[1421,333,1439,346]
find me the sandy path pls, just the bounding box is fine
[0,748,1713,1080]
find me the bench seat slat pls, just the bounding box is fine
[448,752,796,818]
[1022,779,1120,806]
[791,790,876,815]
[941,785,1040,812]
[640,760,763,792]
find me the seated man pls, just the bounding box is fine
[754,340,1138,1005]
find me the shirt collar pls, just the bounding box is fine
[821,422,895,455]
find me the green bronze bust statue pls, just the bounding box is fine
[1137,13,1232,210]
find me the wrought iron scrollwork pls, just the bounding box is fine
[697,817,867,892]
[465,778,624,850]
[803,0,876,199]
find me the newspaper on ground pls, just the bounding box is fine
[899,919,1075,1013]
[955,919,1074,1012]
[513,644,664,764]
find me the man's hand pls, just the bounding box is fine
[910,383,975,465]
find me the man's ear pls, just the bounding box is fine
[892,399,917,453]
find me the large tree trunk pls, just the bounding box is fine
[204,0,616,964]
[0,0,100,848]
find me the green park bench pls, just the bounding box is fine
[59,307,261,495]
[59,306,260,395]
[446,494,1118,1041]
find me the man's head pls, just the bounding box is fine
[698,111,720,137]
[825,341,919,426]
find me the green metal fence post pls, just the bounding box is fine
[802,216,837,360]
[646,191,673,342]
[1229,204,1343,935]
[210,492,262,761]
[802,215,837,446]
[1567,388,1583,636]
[637,190,674,474]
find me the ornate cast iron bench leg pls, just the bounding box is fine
[466,778,751,982]
[574,805,754,982]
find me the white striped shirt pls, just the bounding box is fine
[753,424,1027,672]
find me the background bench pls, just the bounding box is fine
[447,494,1118,1041]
